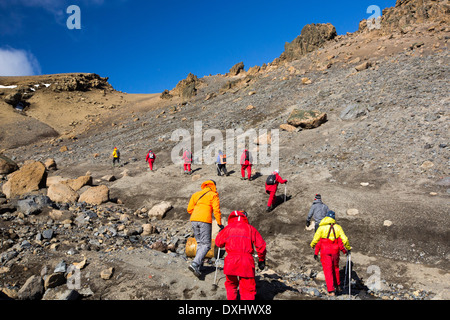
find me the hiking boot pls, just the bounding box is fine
[328,291,335,296]
[188,263,201,278]
[248,177,252,181]
[266,206,271,212]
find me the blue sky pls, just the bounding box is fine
[0,0,395,93]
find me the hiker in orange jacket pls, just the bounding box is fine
[240,149,252,180]
[187,180,223,278]
[310,210,351,296]
[145,149,156,171]
[215,210,266,300]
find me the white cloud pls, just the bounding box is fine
[0,48,41,76]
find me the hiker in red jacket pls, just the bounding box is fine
[265,170,287,212]
[240,149,252,181]
[182,149,192,174]
[215,210,266,300]
[145,149,156,171]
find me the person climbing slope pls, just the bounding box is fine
[310,210,351,296]
[264,170,287,212]
[187,180,223,278]
[182,149,193,174]
[145,149,156,171]
[306,194,329,231]
[112,147,120,167]
[240,149,252,180]
[216,150,228,176]
[215,210,266,300]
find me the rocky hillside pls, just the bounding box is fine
[0,0,448,301]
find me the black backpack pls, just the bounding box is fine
[266,174,276,185]
[245,151,250,161]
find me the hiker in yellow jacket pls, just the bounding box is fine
[310,211,351,295]
[187,180,223,278]
[112,147,120,167]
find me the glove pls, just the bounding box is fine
[346,249,351,256]
[218,224,225,231]
[306,220,310,227]
[258,260,266,271]
[314,254,320,262]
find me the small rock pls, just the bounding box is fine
[54,260,67,273]
[383,220,393,227]
[147,201,172,220]
[355,61,372,71]
[44,273,66,290]
[100,267,114,280]
[360,182,369,186]
[347,208,359,216]
[420,161,434,169]
[42,229,54,240]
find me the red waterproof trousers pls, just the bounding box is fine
[225,275,256,300]
[147,159,154,170]
[241,164,251,179]
[321,253,341,292]
[314,238,347,292]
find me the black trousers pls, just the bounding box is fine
[217,164,228,175]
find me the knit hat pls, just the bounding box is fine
[326,210,335,219]
[314,194,321,200]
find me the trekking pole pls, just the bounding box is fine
[344,254,349,289]
[213,248,221,289]
[284,184,287,203]
[348,253,352,298]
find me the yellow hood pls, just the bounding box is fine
[319,216,336,226]
[201,180,217,193]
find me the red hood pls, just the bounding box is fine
[227,210,249,224]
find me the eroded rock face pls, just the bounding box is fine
[281,23,337,62]
[359,0,450,33]
[171,73,201,99]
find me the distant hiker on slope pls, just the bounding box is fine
[310,210,351,296]
[306,194,329,231]
[112,147,120,167]
[145,149,156,171]
[265,170,287,212]
[216,150,228,177]
[240,149,253,180]
[187,180,224,278]
[215,210,266,300]
[182,149,193,174]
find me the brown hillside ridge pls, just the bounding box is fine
[0,0,448,301]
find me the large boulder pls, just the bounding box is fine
[0,154,18,175]
[47,183,79,204]
[17,275,44,300]
[2,161,47,199]
[62,175,92,191]
[78,185,109,205]
[282,23,337,62]
[287,109,327,129]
